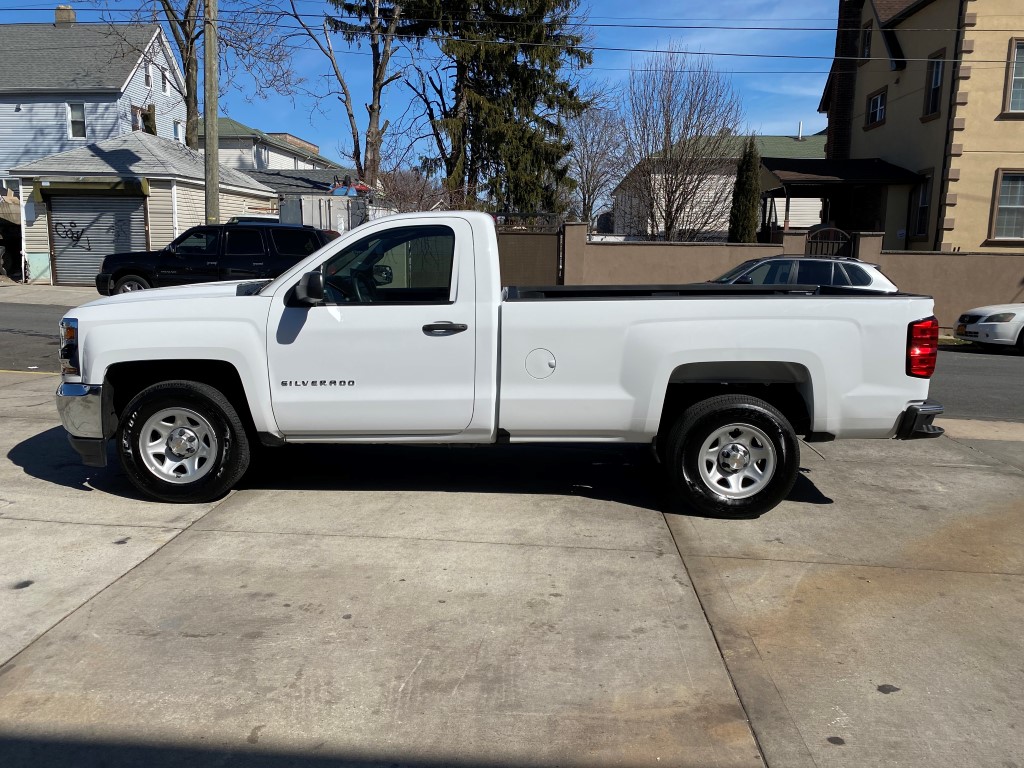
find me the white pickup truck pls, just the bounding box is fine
[56,211,943,517]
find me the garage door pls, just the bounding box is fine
[50,196,146,285]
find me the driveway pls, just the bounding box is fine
[1,282,1023,768]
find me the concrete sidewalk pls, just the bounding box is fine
[0,371,762,768]
[1,369,1022,767]
[0,279,98,308]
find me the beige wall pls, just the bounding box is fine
[947,6,1024,250]
[563,224,1024,329]
[849,0,959,249]
[876,250,1024,328]
[563,223,783,285]
[496,231,560,286]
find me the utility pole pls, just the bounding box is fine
[203,0,220,224]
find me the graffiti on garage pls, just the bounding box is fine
[54,221,91,251]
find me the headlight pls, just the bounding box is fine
[983,312,1016,323]
[59,317,79,375]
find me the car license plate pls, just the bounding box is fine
[956,323,966,336]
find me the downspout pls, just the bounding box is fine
[935,0,967,251]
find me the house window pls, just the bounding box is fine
[865,87,887,128]
[860,21,872,62]
[161,69,170,95]
[923,51,944,118]
[1007,39,1024,113]
[993,171,1024,240]
[144,63,152,88]
[913,174,932,238]
[67,103,86,138]
[173,120,184,143]
[131,105,144,131]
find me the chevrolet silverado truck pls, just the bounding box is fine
[55,211,943,517]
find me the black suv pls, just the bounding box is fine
[95,222,339,295]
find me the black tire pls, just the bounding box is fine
[666,395,799,518]
[1017,328,1024,355]
[117,380,250,503]
[114,274,150,293]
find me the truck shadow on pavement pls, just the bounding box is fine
[0,736,572,768]
[238,441,833,518]
[6,426,150,500]
[6,428,833,517]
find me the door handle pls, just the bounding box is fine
[422,322,469,336]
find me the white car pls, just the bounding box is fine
[954,304,1024,351]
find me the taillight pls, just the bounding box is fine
[907,316,938,378]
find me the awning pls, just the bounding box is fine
[760,158,922,197]
[30,176,150,201]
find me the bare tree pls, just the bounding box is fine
[378,166,450,212]
[563,87,625,228]
[280,0,405,187]
[96,1,299,149]
[618,47,743,241]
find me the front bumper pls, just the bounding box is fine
[895,399,944,440]
[55,382,108,466]
[95,273,113,295]
[954,321,1018,345]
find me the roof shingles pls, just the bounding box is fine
[10,131,273,193]
[0,23,159,92]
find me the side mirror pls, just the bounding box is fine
[735,275,753,285]
[294,271,325,305]
[373,264,393,285]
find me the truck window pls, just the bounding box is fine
[271,228,323,257]
[174,228,219,256]
[225,229,265,256]
[323,225,456,305]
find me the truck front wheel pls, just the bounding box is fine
[117,380,250,503]
[667,395,799,518]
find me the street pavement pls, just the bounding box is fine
[1,282,1023,767]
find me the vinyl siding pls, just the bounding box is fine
[147,179,177,247]
[200,138,255,169]
[0,95,121,176]
[117,37,187,140]
[220,189,276,220]
[21,183,50,252]
[175,181,274,225]
[175,182,205,229]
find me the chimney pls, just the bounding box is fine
[797,121,804,140]
[55,5,76,27]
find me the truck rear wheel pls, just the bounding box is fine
[667,395,799,518]
[117,380,250,503]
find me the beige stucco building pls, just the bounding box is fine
[819,0,1024,251]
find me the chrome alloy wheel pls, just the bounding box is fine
[696,422,777,500]
[117,279,147,293]
[139,407,219,484]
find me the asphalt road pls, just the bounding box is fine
[0,302,69,373]
[1,301,1022,421]
[929,345,1024,422]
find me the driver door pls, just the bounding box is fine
[266,218,477,437]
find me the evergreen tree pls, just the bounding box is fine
[407,1,590,213]
[728,136,761,243]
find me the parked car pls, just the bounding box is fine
[95,222,340,295]
[954,304,1024,351]
[709,256,899,292]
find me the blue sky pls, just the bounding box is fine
[4,0,839,167]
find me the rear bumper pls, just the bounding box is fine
[895,399,944,440]
[56,382,108,467]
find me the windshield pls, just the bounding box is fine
[710,260,760,283]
